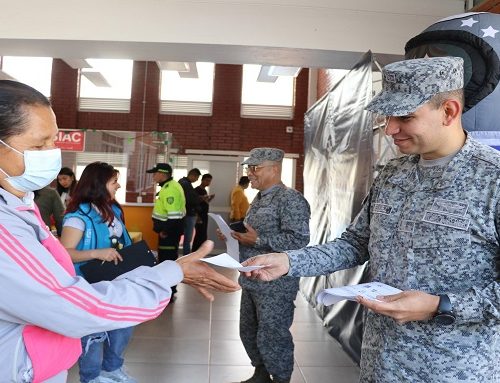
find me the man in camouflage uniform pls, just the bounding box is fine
[243,57,499,382]
[232,148,310,383]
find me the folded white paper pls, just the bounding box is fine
[317,282,402,306]
[208,213,239,260]
[201,252,266,272]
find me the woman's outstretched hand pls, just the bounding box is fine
[176,240,240,301]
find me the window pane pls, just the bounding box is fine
[160,62,214,102]
[79,59,133,99]
[242,64,294,106]
[2,56,53,97]
[64,130,171,204]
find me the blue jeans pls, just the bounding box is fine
[79,327,134,383]
[182,215,197,255]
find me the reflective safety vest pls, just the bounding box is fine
[152,178,186,221]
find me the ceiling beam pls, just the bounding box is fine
[0,0,463,69]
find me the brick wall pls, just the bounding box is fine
[51,59,78,129]
[317,68,337,100]
[50,61,309,192]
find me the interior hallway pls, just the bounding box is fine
[68,267,360,383]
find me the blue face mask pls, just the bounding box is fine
[0,139,62,193]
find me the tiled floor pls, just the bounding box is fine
[68,268,360,383]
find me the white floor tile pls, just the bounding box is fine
[67,276,359,383]
[300,366,360,383]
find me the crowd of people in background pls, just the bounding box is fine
[36,160,253,273]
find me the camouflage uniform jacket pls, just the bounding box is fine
[287,136,499,382]
[240,183,310,290]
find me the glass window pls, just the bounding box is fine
[1,56,53,97]
[62,130,170,205]
[242,64,294,106]
[79,59,133,112]
[160,62,215,115]
[241,64,295,119]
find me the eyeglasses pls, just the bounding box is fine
[244,165,272,173]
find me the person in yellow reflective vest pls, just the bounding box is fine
[148,163,186,282]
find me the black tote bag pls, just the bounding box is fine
[80,240,157,283]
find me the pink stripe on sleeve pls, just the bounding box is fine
[0,225,171,322]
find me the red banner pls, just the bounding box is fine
[55,130,85,152]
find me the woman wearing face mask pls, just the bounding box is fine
[0,80,239,383]
[56,167,77,208]
[60,162,136,383]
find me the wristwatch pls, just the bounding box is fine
[255,236,262,247]
[434,294,456,325]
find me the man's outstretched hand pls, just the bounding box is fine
[240,252,290,281]
[176,240,240,301]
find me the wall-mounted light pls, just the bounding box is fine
[268,66,301,77]
[257,65,302,82]
[62,59,92,69]
[81,71,111,87]
[156,61,199,79]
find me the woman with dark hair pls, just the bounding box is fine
[0,80,239,383]
[56,167,77,207]
[61,162,135,383]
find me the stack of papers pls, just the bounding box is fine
[316,282,402,306]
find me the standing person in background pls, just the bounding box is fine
[192,173,214,252]
[149,162,185,295]
[242,58,500,382]
[0,80,239,383]
[60,162,138,383]
[230,176,250,222]
[219,148,310,383]
[57,166,77,208]
[34,185,65,236]
[179,168,202,255]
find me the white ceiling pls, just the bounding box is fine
[0,0,465,69]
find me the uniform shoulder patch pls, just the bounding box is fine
[167,197,174,204]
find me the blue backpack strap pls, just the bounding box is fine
[63,203,97,251]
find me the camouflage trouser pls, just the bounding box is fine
[239,286,297,380]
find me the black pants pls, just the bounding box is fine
[192,213,208,252]
[158,219,183,294]
[158,219,183,263]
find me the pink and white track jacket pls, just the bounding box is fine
[0,188,182,382]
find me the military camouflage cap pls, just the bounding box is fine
[242,147,285,166]
[366,57,464,116]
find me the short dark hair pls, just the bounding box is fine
[0,80,51,142]
[201,173,213,180]
[428,89,464,111]
[239,176,250,186]
[188,168,202,177]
